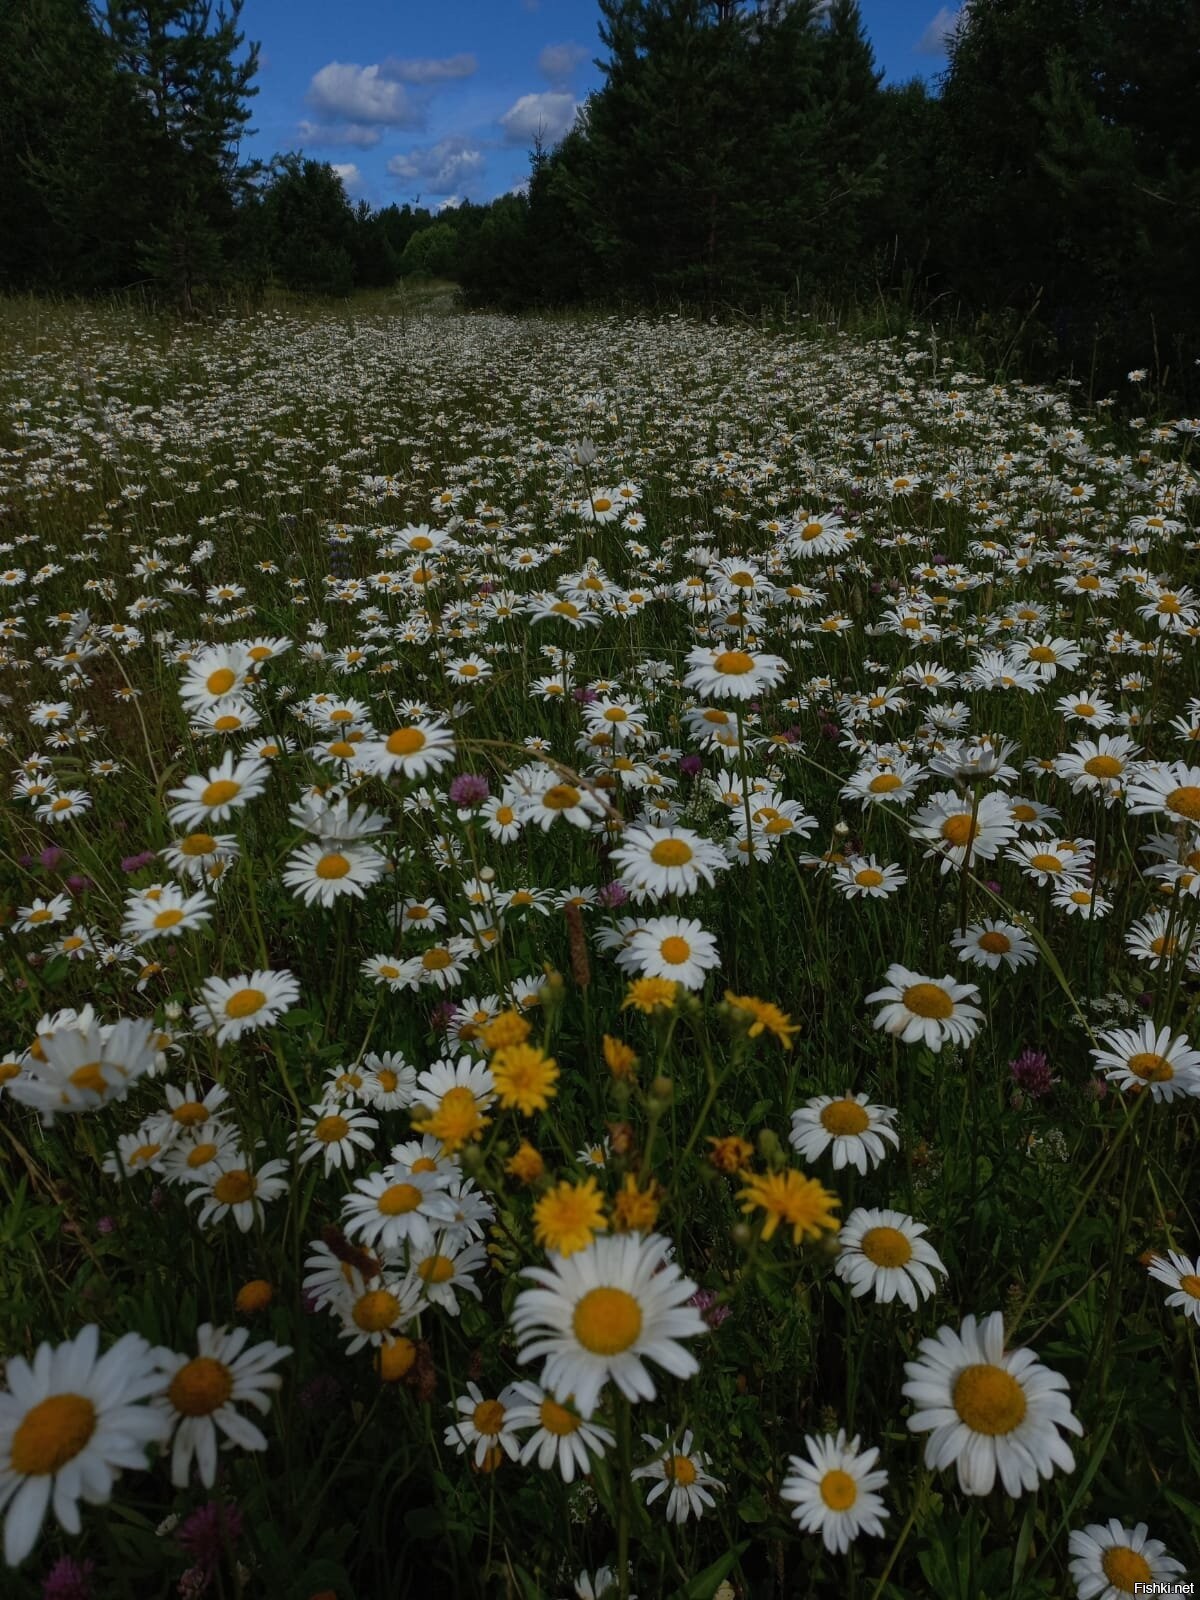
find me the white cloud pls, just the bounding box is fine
[915,5,962,56]
[297,119,381,149]
[499,91,578,147]
[387,137,487,195]
[538,42,587,84]
[331,163,363,195]
[306,62,424,127]
[435,195,465,214]
[381,53,477,84]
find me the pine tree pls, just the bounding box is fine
[102,0,261,309]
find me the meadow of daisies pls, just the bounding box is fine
[1,297,1199,1600]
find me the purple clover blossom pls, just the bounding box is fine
[177,1502,244,1573]
[41,1558,96,1600]
[572,686,599,705]
[448,773,490,807]
[65,875,93,896]
[687,1288,731,1329]
[39,846,66,871]
[678,754,703,779]
[1009,1049,1056,1100]
[121,850,157,873]
[597,880,630,909]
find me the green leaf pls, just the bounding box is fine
[668,1541,751,1600]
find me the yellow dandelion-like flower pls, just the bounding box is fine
[533,1176,608,1257]
[738,1168,841,1245]
[724,990,801,1049]
[612,1174,662,1234]
[492,1045,559,1116]
[621,977,679,1015]
[602,1034,639,1079]
[481,1010,532,1052]
[412,1087,491,1154]
[707,1134,755,1175]
[505,1142,545,1185]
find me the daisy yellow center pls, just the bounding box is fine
[422,947,453,971]
[855,868,884,888]
[902,983,954,1019]
[1084,755,1122,778]
[952,1364,1027,1435]
[62,937,85,952]
[377,1069,399,1092]
[153,908,184,929]
[941,814,977,849]
[329,740,356,758]
[188,1143,219,1167]
[378,1182,422,1215]
[316,852,351,880]
[978,931,1011,954]
[1158,595,1181,614]
[201,779,240,807]
[800,522,824,540]
[0,1062,21,1084]
[539,1398,580,1436]
[181,832,217,856]
[860,1226,913,1268]
[820,1100,869,1136]
[729,570,755,586]
[313,1115,350,1143]
[28,908,53,923]
[248,646,272,661]
[1151,935,1175,957]
[1028,646,1056,664]
[572,1287,643,1355]
[1030,853,1062,873]
[713,650,754,675]
[129,1142,161,1166]
[213,1169,255,1204]
[542,784,580,810]
[386,728,426,756]
[472,1400,506,1435]
[418,1254,455,1284]
[659,936,691,964]
[868,773,902,793]
[10,1393,97,1475]
[667,1455,697,1486]
[353,1290,401,1332]
[168,1357,233,1417]
[69,1063,106,1094]
[819,1469,858,1510]
[1166,785,1200,821]
[495,806,515,825]
[1074,704,1097,717]
[50,797,74,812]
[1127,1051,1173,1082]
[376,964,400,980]
[1100,1547,1152,1593]
[592,498,612,513]
[213,715,241,731]
[225,988,265,1019]
[650,839,693,867]
[206,668,236,695]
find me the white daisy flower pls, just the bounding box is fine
[608,823,728,903]
[0,1325,169,1566]
[282,841,386,907]
[189,969,300,1043]
[413,1239,488,1315]
[617,916,720,991]
[909,789,1017,874]
[120,884,214,946]
[360,1051,417,1109]
[1090,1020,1200,1101]
[166,752,269,830]
[504,1381,615,1482]
[789,1093,900,1174]
[340,1165,456,1256]
[294,1103,379,1176]
[834,1207,947,1308]
[780,1429,890,1553]
[950,919,1038,971]
[150,1324,290,1488]
[361,717,456,779]
[903,1310,1082,1496]
[1067,1519,1185,1600]
[866,966,984,1053]
[511,1231,707,1419]
[444,1383,524,1469]
[683,644,788,702]
[185,1157,289,1232]
[6,1016,157,1117]
[631,1430,723,1523]
[1146,1250,1200,1325]
[830,856,907,899]
[333,1272,427,1354]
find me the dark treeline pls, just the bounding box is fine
[3,0,1198,399]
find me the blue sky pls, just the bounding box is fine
[242,1,962,211]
